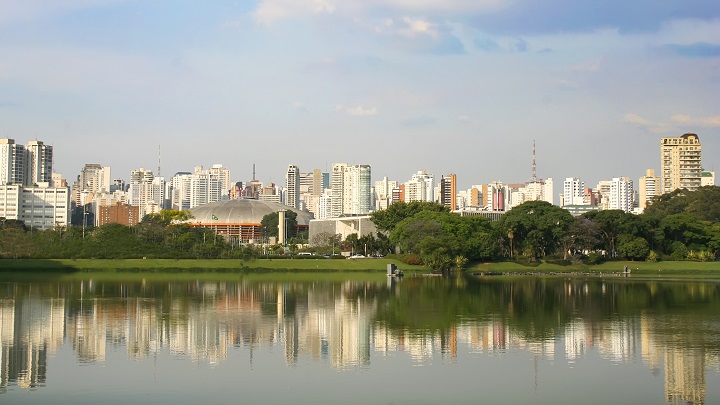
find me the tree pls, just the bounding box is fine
[261,211,298,240]
[495,201,574,259]
[617,236,650,261]
[371,201,449,232]
[582,210,644,258]
[645,186,720,222]
[142,209,193,225]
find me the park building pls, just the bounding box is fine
[184,199,312,243]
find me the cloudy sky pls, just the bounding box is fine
[1,0,719,190]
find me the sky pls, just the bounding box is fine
[1,0,719,190]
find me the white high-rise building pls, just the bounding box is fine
[331,163,371,218]
[0,184,70,230]
[185,165,230,209]
[25,140,53,186]
[374,177,398,211]
[129,168,154,217]
[638,169,660,212]
[316,189,333,220]
[563,177,585,206]
[609,177,634,213]
[0,139,26,185]
[170,172,192,210]
[78,164,112,194]
[286,164,300,209]
[404,170,434,202]
[661,133,702,194]
[208,164,231,199]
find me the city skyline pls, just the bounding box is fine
[0,1,718,189]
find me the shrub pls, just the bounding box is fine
[646,251,658,262]
[584,252,605,265]
[398,253,423,266]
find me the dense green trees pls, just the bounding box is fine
[2,187,720,265]
[370,186,720,268]
[0,210,259,260]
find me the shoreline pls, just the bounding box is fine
[0,258,718,278]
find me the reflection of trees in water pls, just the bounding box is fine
[2,277,720,392]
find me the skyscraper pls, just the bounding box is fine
[286,164,300,209]
[331,163,371,218]
[404,170,434,202]
[563,177,585,206]
[609,177,634,213]
[0,139,26,185]
[25,140,53,185]
[439,174,457,210]
[638,169,660,212]
[661,133,702,194]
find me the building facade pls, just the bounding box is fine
[331,163,371,218]
[286,164,300,209]
[638,169,660,212]
[661,133,702,194]
[439,174,457,210]
[0,184,70,230]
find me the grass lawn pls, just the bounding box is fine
[466,260,720,276]
[0,257,429,274]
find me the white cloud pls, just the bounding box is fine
[398,17,437,38]
[671,114,720,128]
[623,113,672,134]
[336,104,378,116]
[253,0,336,25]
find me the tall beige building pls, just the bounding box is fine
[638,169,660,212]
[661,133,702,194]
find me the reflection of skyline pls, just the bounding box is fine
[0,280,719,404]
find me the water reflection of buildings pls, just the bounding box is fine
[1,298,64,389]
[1,279,720,405]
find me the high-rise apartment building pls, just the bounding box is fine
[404,170,434,203]
[129,168,155,217]
[439,174,457,210]
[331,163,371,218]
[374,177,398,211]
[638,169,660,212]
[25,140,53,185]
[562,178,585,206]
[286,164,300,209]
[609,177,634,213]
[170,172,192,210]
[661,133,702,194]
[0,139,26,185]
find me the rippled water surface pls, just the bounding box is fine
[1,274,719,404]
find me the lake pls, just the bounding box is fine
[1,274,719,404]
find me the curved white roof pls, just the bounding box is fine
[187,199,313,225]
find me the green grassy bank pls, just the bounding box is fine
[467,260,720,276]
[0,258,718,278]
[0,257,428,274]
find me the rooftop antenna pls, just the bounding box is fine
[157,145,161,178]
[252,163,256,181]
[530,140,537,183]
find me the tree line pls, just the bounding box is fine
[357,186,720,269]
[1,187,719,268]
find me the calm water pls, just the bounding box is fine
[1,274,719,404]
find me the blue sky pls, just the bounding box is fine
[1,0,719,190]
